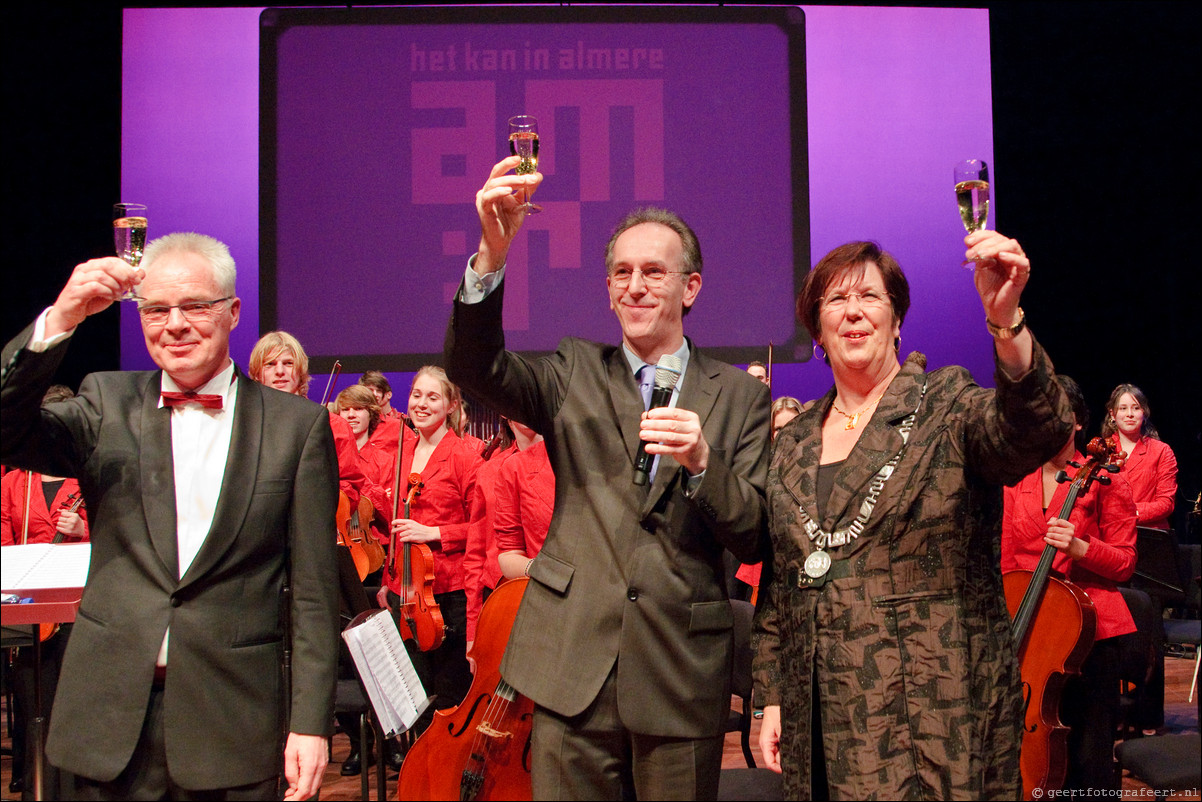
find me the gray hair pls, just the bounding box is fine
[142,232,236,296]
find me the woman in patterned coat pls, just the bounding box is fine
[752,231,1072,800]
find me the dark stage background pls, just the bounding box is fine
[4,2,1199,537]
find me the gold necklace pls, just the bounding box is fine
[831,385,890,430]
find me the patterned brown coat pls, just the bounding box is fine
[753,342,1072,800]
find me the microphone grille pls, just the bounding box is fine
[653,355,684,389]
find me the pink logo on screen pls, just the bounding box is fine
[411,79,665,331]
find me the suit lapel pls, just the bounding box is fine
[180,372,263,588]
[139,371,180,578]
[822,371,915,532]
[607,347,645,471]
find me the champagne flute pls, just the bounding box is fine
[113,203,148,299]
[954,160,989,268]
[508,115,541,214]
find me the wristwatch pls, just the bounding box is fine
[986,307,1026,340]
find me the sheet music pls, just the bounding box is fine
[0,543,90,591]
[342,610,431,737]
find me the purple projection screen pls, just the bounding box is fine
[260,6,809,372]
[122,6,995,405]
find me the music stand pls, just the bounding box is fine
[1132,527,1185,601]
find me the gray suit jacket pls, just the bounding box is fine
[445,282,770,738]
[0,324,340,789]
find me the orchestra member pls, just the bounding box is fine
[770,396,804,440]
[1102,383,1180,735]
[1002,375,1136,794]
[0,232,338,801]
[1102,383,1177,531]
[248,331,388,523]
[2,384,90,798]
[359,370,405,422]
[464,418,519,647]
[746,361,770,386]
[495,421,555,580]
[753,235,1072,799]
[446,158,770,801]
[379,367,483,723]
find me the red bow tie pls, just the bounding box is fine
[161,391,223,410]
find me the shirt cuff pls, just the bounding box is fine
[459,255,505,305]
[29,307,74,352]
[682,469,706,497]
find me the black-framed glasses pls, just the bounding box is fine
[608,266,687,288]
[136,296,233,326]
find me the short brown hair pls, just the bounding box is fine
[796,241,910,341]
[334,385,381,435]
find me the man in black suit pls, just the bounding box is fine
[445,159,771,800]
[1,233,339,800]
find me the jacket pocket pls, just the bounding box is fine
[528,553,574,595]
[688,600,734,633]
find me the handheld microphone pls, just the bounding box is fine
[633,355,683,486]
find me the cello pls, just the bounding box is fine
[1003,436,1121,800]
[389,471,445,651]
[397,577,533,801]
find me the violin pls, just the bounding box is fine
[336,491,384,581]
[389,472,445,652]
[1003,436,1121,799]
[318,359,342,406]
[398,577,533,801]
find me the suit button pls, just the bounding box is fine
[627,588,639,601]
[170,596,182,608]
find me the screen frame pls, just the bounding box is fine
[259,4,811,373]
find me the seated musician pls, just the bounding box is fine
[1,384,90,798]
[1001,375,1137,794]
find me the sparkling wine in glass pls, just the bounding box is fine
[508,115,541,214]
[113,203,148,299]
[954,160,990,233]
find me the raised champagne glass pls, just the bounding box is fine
[113,203,148,299]
[508,115,541,214]
[954,160,989,268]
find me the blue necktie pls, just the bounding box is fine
[637,365,659,482]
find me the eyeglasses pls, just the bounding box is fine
[820,289,889,312]
[137,296,233,326]
[608,266,687,288]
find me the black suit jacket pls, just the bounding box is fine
[0,324,340,789]
[445,281,770,738]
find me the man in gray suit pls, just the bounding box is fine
[445,159,771,800]
[1,233,339,800]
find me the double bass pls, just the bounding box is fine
[398,577,533,801]
[1003,436,1121,800]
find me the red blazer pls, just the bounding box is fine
[463,443,517,642]
[1113,435,1177,530]
[379,428,483,595]
[1002,459,1138,640]
[1,469,90,546]
[494,440,555,558]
